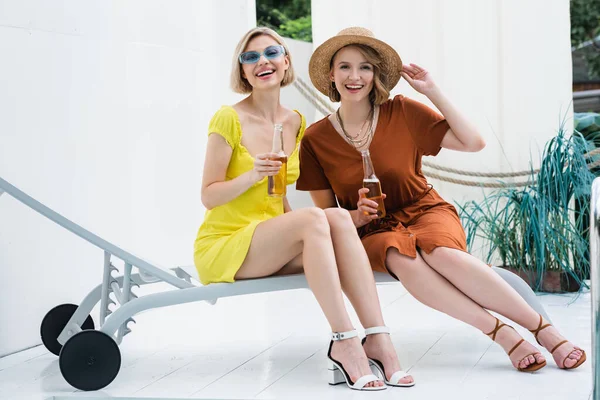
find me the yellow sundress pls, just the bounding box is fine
[193,106,306,285]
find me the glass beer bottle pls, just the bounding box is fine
[268,123,288,197]
[361,149,386,218]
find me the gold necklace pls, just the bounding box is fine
[336,106,375,147]
[336,108,371,141]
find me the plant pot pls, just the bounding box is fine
[498,266,581,293]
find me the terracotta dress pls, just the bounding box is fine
[297,95,467,278]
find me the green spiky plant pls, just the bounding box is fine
[458,126,595,292]
[575,112,600,173]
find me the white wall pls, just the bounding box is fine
[311,0,573,206]
[0,0,255,357]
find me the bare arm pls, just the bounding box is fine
[429,89,486,152]
[401,63,486,152]
[201,133,282,210]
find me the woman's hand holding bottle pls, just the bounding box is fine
[354,187,387,227]
[249,153,282,183]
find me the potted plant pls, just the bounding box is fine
[457,126,594,292]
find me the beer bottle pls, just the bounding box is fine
[268,123,288,197]
[361,149,386,218]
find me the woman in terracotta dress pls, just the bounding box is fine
[297,27,586,373]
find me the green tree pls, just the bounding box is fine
[256,0,312,42]
[571,0,600,78]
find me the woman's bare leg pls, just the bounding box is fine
[323,208,413,384]
[421,247,584,368]
[235,207,382,386]
[387,248,544,369]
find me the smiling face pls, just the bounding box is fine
[241,34,289,92]
[330,45,375,104]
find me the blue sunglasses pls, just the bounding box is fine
[239,45,286,64]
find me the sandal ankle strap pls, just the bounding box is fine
[529,314,552,345]
[364,326,390,336]
[331,329,358,341]
[484,317,508,342]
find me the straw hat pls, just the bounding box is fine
[309,27,403,97]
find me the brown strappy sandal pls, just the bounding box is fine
[485,317,546,372]
[529,314,587,370]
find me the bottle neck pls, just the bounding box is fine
[272,124,284,154]
[361,150,377,180]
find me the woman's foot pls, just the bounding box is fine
[485,318,546,371]
[530,316,586,369]
[362,333,414,386]
[330,337,385,388]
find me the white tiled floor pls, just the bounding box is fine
[0,282,593,400]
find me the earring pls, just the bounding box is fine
[331,82,336,90]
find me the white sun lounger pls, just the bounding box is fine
[0,176,550,392]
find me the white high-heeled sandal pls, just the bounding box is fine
[363,326,415,387]
[327,329,386,391]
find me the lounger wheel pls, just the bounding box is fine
[59,330,121,391]
[40,303,95,356]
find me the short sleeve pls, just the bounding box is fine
[297,135,332,191]
[400,96,450,156]
[207,106,240,149]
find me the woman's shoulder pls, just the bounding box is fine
[209,105,241,128]
[383,94,433,113]
[213,104,239,119]
[380,94,406,113]
[379,94,432,124]
[304,114,332,140]
[208,105,241,145]
[282,107,303,130]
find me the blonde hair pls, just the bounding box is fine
[328,44,390,105]
[230,27,296,94]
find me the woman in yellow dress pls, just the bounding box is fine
[193,27,414,391]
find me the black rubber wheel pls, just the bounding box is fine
[41,304,95,356]
[59,330,121,391]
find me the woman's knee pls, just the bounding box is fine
[297,207,330,236]
[323,207,354,230]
